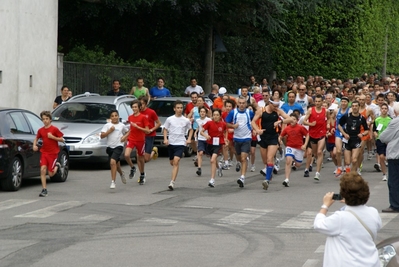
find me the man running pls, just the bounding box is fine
[333,97,349,177]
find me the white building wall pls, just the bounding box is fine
[0,0,58,115]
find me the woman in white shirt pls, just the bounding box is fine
[314,172,382,267]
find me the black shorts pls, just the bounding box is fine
[168,145,185,160]
[343,138,361,151]
[326,142,335,152]
[234,140,251,154]
[251,140,258,148]
[197,140,207,152]
[206,144,222,155]
[106,146,123,162]
[309,136,324,145]
[258,136,278,149]
[144,136,155,154]
[376,139,387,156]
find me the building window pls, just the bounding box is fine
[29,75,33,87]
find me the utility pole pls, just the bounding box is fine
[204,27,213,94]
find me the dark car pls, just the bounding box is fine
[377,236,399,267]
[0,108,69,191]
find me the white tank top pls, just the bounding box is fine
[295,94,309,111]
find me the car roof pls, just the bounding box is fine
[66,93,136,104]
[0,107,37,113]
[151,97,192,102]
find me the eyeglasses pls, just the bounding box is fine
[262,95,269,97]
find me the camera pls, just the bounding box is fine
[332,193,342,200]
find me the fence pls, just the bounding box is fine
[63,61,249,96]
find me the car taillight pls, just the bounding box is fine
[0,138,9,148]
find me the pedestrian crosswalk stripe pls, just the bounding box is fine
[0,199,37,211]
[142,218,178,224]
[302,259,319,267]
[314,245,325,253]
[216,208,272,226]
[80,214,113,222]
[380,213,398,227]
[277,211,317,229]
[15,201,84,218]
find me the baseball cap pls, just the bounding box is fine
[219,87,227,95]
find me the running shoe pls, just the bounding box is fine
[235,162,241,172]
[222,164,229,170]
[196,168,202,176]
[327,157,332,161]
[262,180,269,190]
[309,165,313,172]
[260,168,266,176]
[39,188,48,197]
[192,156,198,161]
[168,181,175,190]
[129,166,136,179]
[314,172,320,181]
[382,174,387,181]
[208,178,215,188]
[194,160,198,167]
[345,167,351,173]
[217,163,223,177]
[120,171,126,184]
[291,162,297,171]
[273,158,280,174]
[250,165,256,172]
[152,147,159,160]
[139,174,145,185]
[110,181,116,189]
[304,170,309,177]
[282,179,290,187]
[228,160,233,167]
[374,163,381,172]
[237,178,244,188]
[385,160,388,166]
[335,168,342,177]
[367,153,372,160]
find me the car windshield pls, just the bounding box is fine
[148,100,187,117]
[52,103,116,123]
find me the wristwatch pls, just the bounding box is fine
[321,204,329,210]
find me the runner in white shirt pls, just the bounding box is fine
[195,107,212,176]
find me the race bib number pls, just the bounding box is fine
[257,135,261,142]
[376,124,383,131]
[213,137,220,146]
[342,138,348,144]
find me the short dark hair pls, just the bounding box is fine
[212,108,222,116]
[224,99,236,108]
[131,100,141,108]
[136,77,144,81]
[40,111,52,120]
[138,95,149,104]
[190,91,199,97]
[339,172,369,206]
[109,109,119,117]
[290,113,298,120]
[61,85,68,92]
[173,100,184,108]
[113,79,120,84]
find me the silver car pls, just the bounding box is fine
[52,93,135,163]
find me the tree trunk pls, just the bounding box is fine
[203,26,213,94]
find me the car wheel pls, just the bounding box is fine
[183,145,193,158]
[1,157,23,191]
[50,150,69,182]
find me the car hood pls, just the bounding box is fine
[52,122,102,137]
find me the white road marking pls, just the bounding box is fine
[15,201,84,218]
[315,245,324,253]
[0,199,37,211]
[180,205,214,209]
[142,218,178,224]
[302,259,319,267]
[380,213,398,227]
[277,211,318,229]
[80,214,113,221]
[217,209,272,226]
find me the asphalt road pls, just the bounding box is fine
[0,149,397,267]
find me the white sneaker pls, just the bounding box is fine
[217,163,223,177]
[274,158,280,172]
[327,157,332,161]
[120,171,126,184]
[282,179,290,187]
[382,175,387,181]
[250,165,256,172]
[208,178,215,187]
[110,181,116,189]
[262,180,269,190]
[260,168,266,176]
[314,172,320,181]
[168,181,175,190]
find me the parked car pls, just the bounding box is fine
[377,236,399,267]
[147,97,199,157]
[51,93,136,163]
[0,108,69,191]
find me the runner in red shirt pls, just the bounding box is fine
[33,111,64,197]
[125,100,149,185]
[279,113,309,187]
[201,109,228,187]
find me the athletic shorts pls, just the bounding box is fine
[234,140,251,155]
[285,147,304,163]
[197,140,207,152]
[106,146,123,162]
[326,142,335,152]
[343,138,361,151]
[335,128,343,139]
[126,140,145,156]
[376,139,387,156]
[206,144,222,156]
[168,145,185,160]
[251,140,258,148]
[258,136,278,149]
[309,136,324,145]
[144,136,155,154]
[40,153,58,172]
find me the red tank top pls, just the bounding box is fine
[309,107,327,138]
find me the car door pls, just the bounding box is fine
[8,112,40,176]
